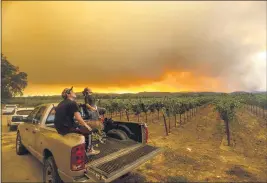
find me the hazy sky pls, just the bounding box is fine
[2,1,266,95]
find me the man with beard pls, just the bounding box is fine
[82,87,106,143]
[54,87,100,155]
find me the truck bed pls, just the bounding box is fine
[45,124,140,162]
[87,137,138,162]
[47,123,162,181]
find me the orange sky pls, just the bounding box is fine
[21,72,225,96]
[2,1,266,96]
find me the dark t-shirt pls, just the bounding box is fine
[54,99,80,135]
[84,95,95,106]
[84,95,99,120]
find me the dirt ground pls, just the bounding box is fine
[1,115,43,182]
[1,106,267,182]
[113,106,267,182]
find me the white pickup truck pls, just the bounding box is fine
[7,107,34,131]
[16,103,163,183]
[2,104,18,115]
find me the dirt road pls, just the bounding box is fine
[1,115,42,182]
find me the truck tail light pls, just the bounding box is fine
[144,124,148,143]
[71,144,85,171]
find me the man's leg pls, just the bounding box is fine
[87,120,104,131]
[86,120,106,143]
[69,126,100,155]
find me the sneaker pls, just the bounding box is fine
[86,148,100,156]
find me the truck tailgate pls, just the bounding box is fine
[86,143,163,182]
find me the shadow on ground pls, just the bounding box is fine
[226,165,258,181]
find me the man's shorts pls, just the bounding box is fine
[85,120,104,131]
[69,125,91,136]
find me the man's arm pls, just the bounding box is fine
[74,112,92,131]
[85,96,97,111]
[86,103,97,111]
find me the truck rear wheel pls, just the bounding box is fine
[43,156,62,183]
[16,132,28,155]
[107,129,128,140]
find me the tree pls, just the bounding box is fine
[1,54,28,101]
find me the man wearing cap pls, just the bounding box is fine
[54,87,100,155]
[82,87,105,135]
[82,88,100,121]
[82,88,106,118]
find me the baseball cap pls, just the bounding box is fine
[83,87,93,96]
[61,86,73,99]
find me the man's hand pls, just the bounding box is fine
[86,104,97,111]
[85,124,92,131]
[91,107,97,111]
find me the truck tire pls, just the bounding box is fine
[107,129,128,140]
[16,132,28,155]
[43,156,62,183]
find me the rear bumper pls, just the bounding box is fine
[58,170,96,183]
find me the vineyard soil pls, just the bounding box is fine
[112,105,267,182]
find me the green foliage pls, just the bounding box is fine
[214,95,241,121]
[154,101,165,112]
[132,102,142,115]
[124,99,132,112]
[2,54,28,100]
[139,100,150,114]
[148,103,156,113]
[161,98,174,117]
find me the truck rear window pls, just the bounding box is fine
[16,110,33,115]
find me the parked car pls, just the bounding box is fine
[7,108,34,131]
[16,103,163,183]
[2,104,18,115]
